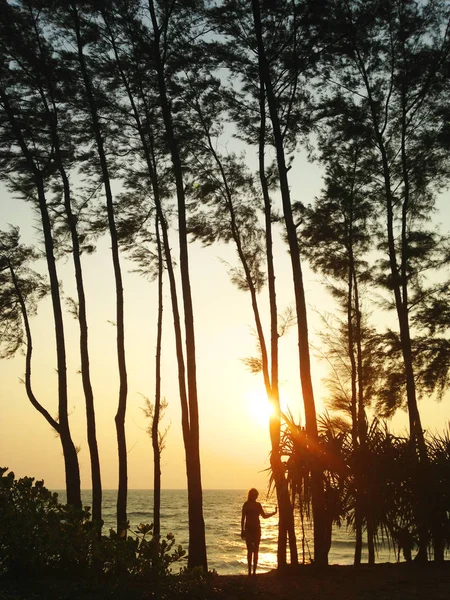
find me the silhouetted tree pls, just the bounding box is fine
[207,0,328,565]
[321,0,450,456]
[2,0,103,524]
[127,214,169,541]
[317,0,450,559]
[185,81,299,566]
[151,216,165,540]
[298,114,377,563]
[145,0,208,569]
[0,7,82,507]
[94,0,208,565]
[47,0,129,533]
[249,0,328,565]
[93,4,171,538]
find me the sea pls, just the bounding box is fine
[55,489,401,575]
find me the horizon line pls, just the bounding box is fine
[53,488,249,491]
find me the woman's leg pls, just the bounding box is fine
[246,537,254,576]
[253,548,259,575]
[253,529,261,574]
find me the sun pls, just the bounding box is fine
[246,389,275,427]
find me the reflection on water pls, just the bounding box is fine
[257,551,278,571]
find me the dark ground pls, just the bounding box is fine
[1,562,450,600]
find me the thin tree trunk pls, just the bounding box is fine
[47,110,102,524]
[152,216,164,539]
[193,82,298,567]
[367,514,375,564]
[399,83,429,562]
[37,173,82,509]
[148,0,207,569]
[29,2,102,523]
[71,2,128,533]
[57,145,103,525]
[353,46,426,460]
[8,263,60,433]
[251,0,327,566]
[347,261,358,448]
[344,191,363,566]
[258,81,298,568]
[0,85,81,508]
[104,14,192,546]
[352,270,367,447]
[351,256,368,565]
[347,255,362,566]
[352,41,428,561]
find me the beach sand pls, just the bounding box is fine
[1,562,450,599]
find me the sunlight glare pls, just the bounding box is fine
[246,390,274,427]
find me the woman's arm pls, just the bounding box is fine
[241,505,246,538]
[261,505,278,519]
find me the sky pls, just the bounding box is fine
[1,151,450,494]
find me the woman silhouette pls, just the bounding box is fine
[241,488,277,576]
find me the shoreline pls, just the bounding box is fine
[2,562,450,600]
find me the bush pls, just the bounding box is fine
[0,468,186,578]
[101,524,186,577]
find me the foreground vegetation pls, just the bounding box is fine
[0,468,185,579]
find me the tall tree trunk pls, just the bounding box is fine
[193,82,298,567]
[347,256,362,566]
[351,254,368,565]
[258,82,298,569]
[71,2,128,534]
[148,0,207,570]
[45,104,102,523]
[104,13,192,543]
[251,0,327,566]
[37,174,82,509]
[399,82,429,561]
[29,0,102,523]
[354,46,426,459]
[0,85,81,508]
[345,196,365,566]
[152,216,164,539]
[352,42,428,560]
[57,145,103,525]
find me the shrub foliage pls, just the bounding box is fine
[280,418,450,562]
[0,468,185,577]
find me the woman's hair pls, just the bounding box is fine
[247,488,259,501]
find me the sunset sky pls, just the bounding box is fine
[1,151,450,493]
